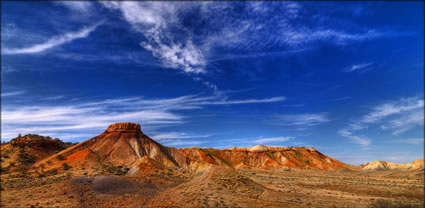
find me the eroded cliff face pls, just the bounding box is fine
[37,122,356,175]
[37,123,182,173]
[176,145,354,171]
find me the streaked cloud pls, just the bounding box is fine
[255,136,292,144]
[343,63,373,72]
[99,2,400,76]
[55,1,94,13]
[274,113,330,127]
[151,132,211,140]
[2,22,102,55]
[362,97,423,122]
[1,94,284,141]
[160,140,208,147]
[339,96,424,147]
[363,96,424,135]
[2,90,25,97]
[338,129,371,147]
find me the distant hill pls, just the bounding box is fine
[36,122,355,176]
[360,159,424,171]
[0,134,77,173]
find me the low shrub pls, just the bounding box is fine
[46,169,58,176]
[62,163,71,170]
[56,155,65,161]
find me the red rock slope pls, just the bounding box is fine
[1,134,75,172]
[37,122,355,174]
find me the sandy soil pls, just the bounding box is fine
[1,168,423,208]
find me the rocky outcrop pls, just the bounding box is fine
[37,122,357,175]
[106,122,142,133]
[1,134,76,171]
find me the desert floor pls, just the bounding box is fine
[1,168,423,208]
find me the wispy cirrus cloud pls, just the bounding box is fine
[1,94,284,141]
[150,132,212,147]
[161,140,208,147]
[255,136,292,144]
[362,96,424,135]
[2,22,102,55]
[337,129,371,147]
[273,113,330,128]
[343,63,373,72]
[100,2,206,73]
[339,96,424,147]
[151,132,211,140]
[98,2,402,76]
[2,90,26,97]
[55,1,94,13]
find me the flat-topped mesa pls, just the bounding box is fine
[106,122,142,133]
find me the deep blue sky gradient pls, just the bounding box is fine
[1,1,424,165]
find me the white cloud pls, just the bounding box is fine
[141,40,206,73]
[2,22,102,55]
[55,1,93,13]
[362,96,424,135]
[1,94,284,141]
[151,132,211,140]
[2,90,25,97]
[255,136,292,144]
[338,129,371,147]
[200,96,285,105]
[343,63,373,72]
[274,113,329,127]
[362,97,423,123]
[98,2,399,76]
[160,140,208,147]
[100,2,206,74]
[283,30,386,46]
[338,96,424,147]
[394,138,424,145]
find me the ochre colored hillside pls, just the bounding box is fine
[177,145,354,171]
[37,122,355,175]
[361,159,424,171]
[1,134,76,173]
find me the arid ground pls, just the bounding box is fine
[1,167,423,208]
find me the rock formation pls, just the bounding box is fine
[36,122,356,175]
[1,134,75,172]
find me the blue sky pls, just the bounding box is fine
[1,1,424,165]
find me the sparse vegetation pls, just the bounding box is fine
[101,164,130,176]
[16,165,30,176]
[46,168,58,176]
[266,151,276,160]
[368,199,423,208]
[17,149,36,165]
[62,163,71,170]
[294,150,302,157]
[56,155,65,161]
[200,148,233,167]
